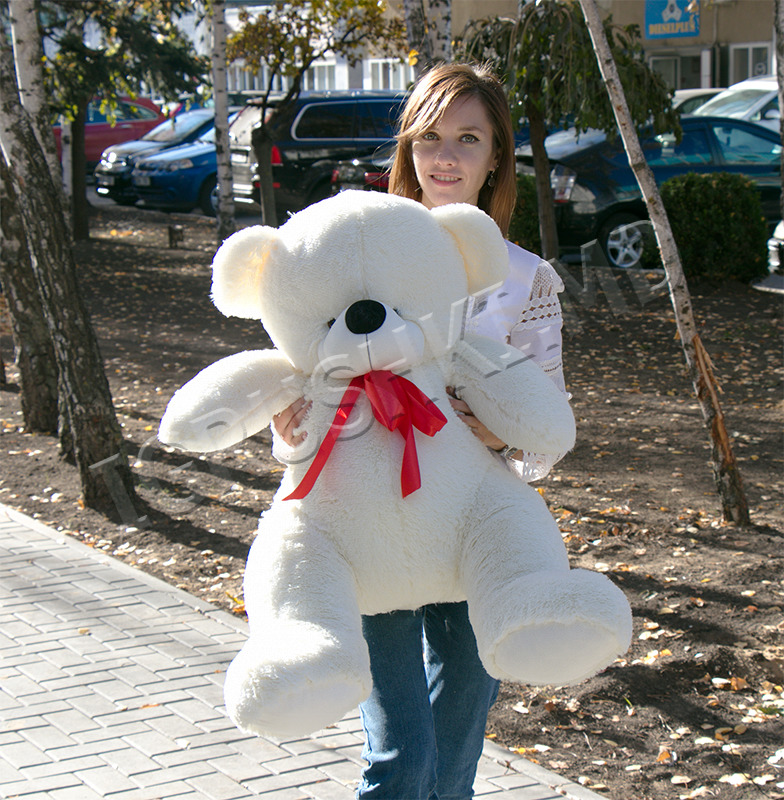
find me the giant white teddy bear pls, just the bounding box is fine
[159,190,632,739]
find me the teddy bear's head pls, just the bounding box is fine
[211,191,508,378]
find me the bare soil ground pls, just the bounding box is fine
[1,206,782,800]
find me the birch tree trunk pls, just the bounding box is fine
[0,40,135,513]
[403,0,431,74]
[211,0,235,244]
[9,0,61,180]
[4,0,60,433]
[578,0,749,525]
[775,0,784,218]
[0,155,59,433]
[427,0,451,63]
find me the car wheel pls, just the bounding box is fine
[199,176,217,216]
[600,214,645,269]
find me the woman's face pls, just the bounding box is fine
[411,94,499,211]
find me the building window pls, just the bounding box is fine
[650,55,678,89]
[368,59,414,90]
[730,44,771,84]
[303,62,336,91]
[228,63,290,94]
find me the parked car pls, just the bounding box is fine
[692,75,780,132]
[94,108,216,205]
[229,90,408,219]
[672,87,724,114]
[515,116,782,268]
[768,220,784,275]
[53,96,165,168]
[131,119,232,215]
[330,142,396,193]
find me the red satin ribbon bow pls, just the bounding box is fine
[284,370,447,501]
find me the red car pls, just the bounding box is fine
[54,96,166,168]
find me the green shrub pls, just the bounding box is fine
[508,173,542,253]
[655,172,769,283]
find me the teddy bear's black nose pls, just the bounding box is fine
[345,300,386,335]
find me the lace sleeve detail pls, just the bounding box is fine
[509,262,566,393]
[506,261,569,481]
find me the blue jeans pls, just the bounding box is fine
[357,602,500,800]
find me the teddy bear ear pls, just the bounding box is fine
[429,204,509,295]
[210,225,280,318]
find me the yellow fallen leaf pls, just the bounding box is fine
[679,787,709,799]
[730,676,749,691]
[719,773,749,785]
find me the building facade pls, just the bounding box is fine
[222,0,776,94]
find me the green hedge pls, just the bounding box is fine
[508,173,542,253]
[645,172,769,283]
[510,170,769,284]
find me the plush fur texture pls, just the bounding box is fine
[159,191,632,738]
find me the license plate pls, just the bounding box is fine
[134,175,151,187]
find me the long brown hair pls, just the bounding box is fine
[389,63,516,236]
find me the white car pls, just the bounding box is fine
[672,87,724,115]
[693,75,780,131]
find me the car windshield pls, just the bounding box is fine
[197,111,239,144]
[694,88,771,118]
[517,128,607,160]
[143,112,212,143]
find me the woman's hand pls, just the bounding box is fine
[446,387,505,451]
[272,397,311,447]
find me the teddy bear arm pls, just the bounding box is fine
[159,350,304,453]
[450,335,575,455]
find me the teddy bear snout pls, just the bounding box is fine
[345,300,386,335]
[316,301,426,379]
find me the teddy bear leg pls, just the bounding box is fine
[224,524,371,739]
[462,482,632,687]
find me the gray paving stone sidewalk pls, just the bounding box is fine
[0,503,608,800]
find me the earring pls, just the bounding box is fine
[487,169,496,188]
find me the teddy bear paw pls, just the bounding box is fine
[223,622,371,738]
[477,568,633,685]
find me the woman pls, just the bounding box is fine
[273,63,568,800]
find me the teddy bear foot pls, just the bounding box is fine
[223,623,371,739]
[477,568,633,686]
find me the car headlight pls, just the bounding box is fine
[165,158,194,171]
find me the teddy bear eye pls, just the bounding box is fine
[327,318,336,329]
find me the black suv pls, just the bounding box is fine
[230,90,407,220]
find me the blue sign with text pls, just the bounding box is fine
[645,0,700,39]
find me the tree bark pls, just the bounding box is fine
[211,0,236,244]
[9,0,61,180]
[578,0,749,525]
[70,100,90,241]
[252,124,278,228]
[525,95,559,261]
[0,41,135,513]
[0,155,59,433]
[403,0,431,74]
[427,0,451,63]
[775,0,784,218]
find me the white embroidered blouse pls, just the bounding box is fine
[465,240,569,482]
